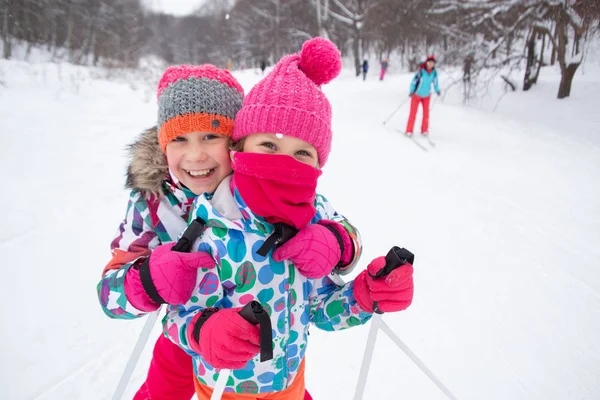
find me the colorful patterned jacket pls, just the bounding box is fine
[164,181,371,394]
[97,128,363,321]
[97,127,196,319]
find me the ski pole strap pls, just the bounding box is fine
[192,307,220,344]
[172,217,206,252]
[239,301,274,362]
[138,217,207,306]
[256,222,298,257]
[369,246,414,279]
[138,257,166,305]
[320,224,345,273]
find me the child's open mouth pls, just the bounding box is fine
[184,168,216,179]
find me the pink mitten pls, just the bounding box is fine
[187,308,261,369]
[273,221,351,279]
[125,243,215,309]
[353,256,414,313]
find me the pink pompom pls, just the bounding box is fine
[298,37,342,85]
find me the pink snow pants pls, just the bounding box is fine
[133,334,195,400]
[133,334,314,400]
[379,68,387,80]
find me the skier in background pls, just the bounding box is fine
[405,55,440,137]
[380,58,389,81]
[463,52,474,82]
[260,59,267,75]
[362,59,369,81]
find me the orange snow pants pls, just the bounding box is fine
[194,359,306,400]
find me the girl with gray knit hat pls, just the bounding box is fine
[98,64,246,400]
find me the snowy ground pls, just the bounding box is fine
[1,54,599,400]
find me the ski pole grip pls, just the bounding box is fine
[371,246,414,314]
[172,217,206,253]
[239,301,273,362]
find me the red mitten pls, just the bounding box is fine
[125,243,215,308]
[187,308,261,369]
[273,221,351,279]
[353,256,414,313]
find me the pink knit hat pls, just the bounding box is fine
[233,37,342,166]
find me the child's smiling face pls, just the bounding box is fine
[242,133,319,168]
[165,131,232,195]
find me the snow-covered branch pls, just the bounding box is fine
[327,8,355,25]
[284,28,313,40]
[532,23,559,49]
[249,5,274,20]
[331,0,357,20]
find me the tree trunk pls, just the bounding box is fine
[353,38,360,76]
[523,30,537,91]
[540,33,546,65]
[315,0,329,39]
[274,0,280,62]
[557,63,579,99]
[554,6,582,99]
[353,23,361,77]
[2,36,11,59]
[550,23,558,65]
[1,0,12,59]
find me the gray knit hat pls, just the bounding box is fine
[156,64,244,153]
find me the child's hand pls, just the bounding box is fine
[131,243,216,306]
[187,308,260,369]
[353,256,414,314]
[272,222,345,279]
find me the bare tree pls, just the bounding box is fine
[432,0,590,99]
[1,0,14,58]
[326,0,380,76]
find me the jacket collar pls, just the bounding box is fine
[192,178,275,236]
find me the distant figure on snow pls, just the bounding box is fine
[260,59,267,75]
[463,52,474,82]
[380,58,389,81]
[362,59,369,81]
[405,55,441,137]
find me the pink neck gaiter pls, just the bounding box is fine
[231,152,322,230]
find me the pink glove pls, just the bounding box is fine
[272,221,352,279]
[353,256,414,313]
[124,243,215,310]
[187,308,261,369]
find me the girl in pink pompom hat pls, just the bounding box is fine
[162,37,414,400]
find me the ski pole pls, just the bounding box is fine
[353,247,459,400]
[353,246,413,400]
[382,98,409,125]
[377,318,459,400]
[431,94,440,111]
[112,309,161,400]
[211,301,273,400]
[111,218,207,400]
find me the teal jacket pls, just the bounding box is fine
[410,66,440,97]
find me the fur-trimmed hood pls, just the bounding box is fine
[125,126,168,197]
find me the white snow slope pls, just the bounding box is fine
[1,55,599,400]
